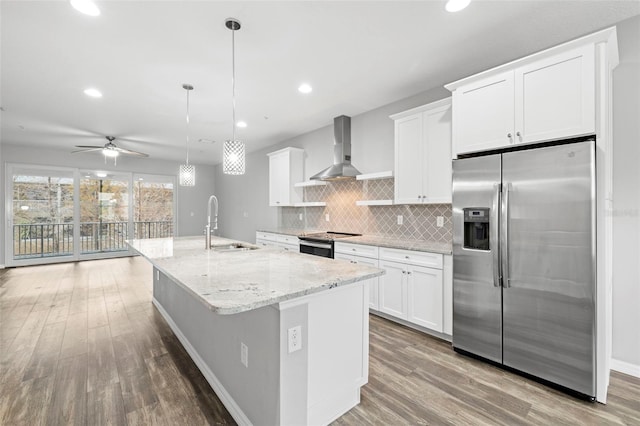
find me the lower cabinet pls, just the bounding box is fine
[334,243,380,310]
[378,260,407,318]
[378,259,443,332]
[255,231,299,252]
[377,246,445,334]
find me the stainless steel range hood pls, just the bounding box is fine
[310,115,361,181]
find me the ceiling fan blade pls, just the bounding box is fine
[114,147,149,157]
[71,147,104,154]
[74,145,104,149]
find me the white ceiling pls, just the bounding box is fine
[2,1,639,166]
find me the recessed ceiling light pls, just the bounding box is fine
[298,83,313,94]
[236,121,247,128]
[20,205,30,211]
[445,0,471,12]
[84,88,102,98]
[96,171,107,178]
[70,0,100,16]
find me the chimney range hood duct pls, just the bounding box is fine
[310,115,361,181]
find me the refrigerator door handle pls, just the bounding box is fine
[492,183,501,287]
[501,182,511,288]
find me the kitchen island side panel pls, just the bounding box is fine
[153,267,280,425]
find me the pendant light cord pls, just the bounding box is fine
[231,25,237,143]
[186,87,190,165]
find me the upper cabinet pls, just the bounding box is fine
[447,43,596,157]
[267,147,304,207]
[391,98,452,205]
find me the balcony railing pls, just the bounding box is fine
[13,221,173,259]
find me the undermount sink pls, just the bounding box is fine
[211,243,259,252]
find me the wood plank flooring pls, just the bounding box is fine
[1,257,639,425]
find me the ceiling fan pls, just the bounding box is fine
[72,136,149,164]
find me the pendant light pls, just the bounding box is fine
[223,18,246,175]
[179,83,195,186]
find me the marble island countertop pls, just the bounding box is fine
[127,236,384,315]
[258,228,452,255]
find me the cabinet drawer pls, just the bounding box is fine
[256,231,279,242]
[379,247,442,269]
[276,234,300,245]
[334,242,379,259]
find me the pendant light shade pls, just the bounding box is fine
[223,18,246,175]
[223,139,245,175]
[179,83,195,186]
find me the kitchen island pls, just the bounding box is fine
[127,236,384,426]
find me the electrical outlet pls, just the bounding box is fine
[436,216,444,227]
[241,342,248,367]
[243,211,249,218]
[299,213,303,221]
[397,215,403,225]
[325,214,330,222]
[288,325,302,353]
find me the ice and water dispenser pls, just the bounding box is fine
[463,208,490,250]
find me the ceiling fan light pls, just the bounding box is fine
[445,0,471,12]
[70,0,100,16]
[179,164,196,186]
[223,139,245,175]
[103,148,119,158]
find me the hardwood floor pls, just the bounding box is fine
[1,257,639,425]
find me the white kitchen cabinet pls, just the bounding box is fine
[267,147,304,207]
[391,98,452,204]
[443,254,453,336]
[378,259,407,319]
[406,263,443,331]
[378,247,444,333]
[335,253,380,310]
[335,242,380,310]
[449,44,595,157]
[255,231,299,252]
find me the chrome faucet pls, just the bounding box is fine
[205,195,219,249]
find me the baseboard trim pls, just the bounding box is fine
[152,298,252,426]
[0,264,5,269]
[611,358,640,378]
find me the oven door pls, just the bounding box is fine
[299,240,333,258]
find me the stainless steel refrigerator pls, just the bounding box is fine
[452,139,596,398]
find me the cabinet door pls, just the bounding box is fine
[407,265,443,332]
[335,253,380,310]
[515,45,595,144]
[394,114,423,204]
[423,102,452,203]
[268,152,288,206]
[378,260,407,319]
[453,71,514,156]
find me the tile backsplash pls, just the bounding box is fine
[279,178,452,243]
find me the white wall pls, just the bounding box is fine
[0,144,216,265]
[612,15,640,375]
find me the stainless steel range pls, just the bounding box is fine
[298,232,361,258]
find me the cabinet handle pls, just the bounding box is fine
[352,248,356,251]
[405,255,410,259]
[407,271,412,275]
[402,271,406,274]
[507,133,512,139]
[516,131,521,138]
[418,195,422,199]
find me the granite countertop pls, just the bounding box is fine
[338,235,452,255]
[127,236,384,315]
[257,228,452,255]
